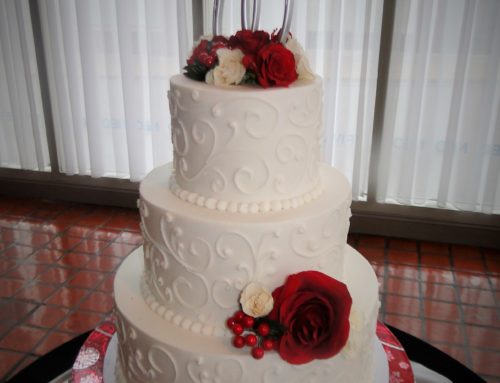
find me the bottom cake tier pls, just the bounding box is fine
[114,245,380,383]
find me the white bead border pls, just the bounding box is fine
[169,176,325,214]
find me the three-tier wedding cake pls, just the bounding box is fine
[113,27,381,383]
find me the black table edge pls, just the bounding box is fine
[6,331,91,383]
[386,324,486,383]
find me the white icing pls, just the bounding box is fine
[169,75,323,206]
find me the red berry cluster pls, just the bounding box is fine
[226,310,277,360]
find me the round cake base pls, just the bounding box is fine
[103,333,390,383]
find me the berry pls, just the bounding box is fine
[234,311,245,322]
[226,317,236,329]
[242,315,254,329]
[257,323,270,337]
[233,335,245,348]
[232,323,244,335]
[245,334,258,347]
[262,338,274,351]
[251,347,265,359]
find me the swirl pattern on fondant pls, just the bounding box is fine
[288,86,322,128]
[214,97,279,139]
[187,358,244,383]
[116,315,178,382]
[169,75,324,206]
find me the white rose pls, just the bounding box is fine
[239,282,274,318]
[285,35,305,57]
[296,56,315,80]
[285,36,315,80]
[208,48,246,86]
[205,69,215,84]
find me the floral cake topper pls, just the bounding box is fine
[226,270,352,364]
[184,29,314,88]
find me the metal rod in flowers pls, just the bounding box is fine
[213,0,225,36]
[241,0,261,31]
[251,0,261,31]
[279,0,295,43]
[241,0,248,30]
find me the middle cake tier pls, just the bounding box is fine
[139,163,351,336]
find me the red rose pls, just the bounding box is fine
[255,43,298,88]
[187,36,228,68]
[268,271,352,365]
[187,39,208,65]
[229,30,270,72]
[229,30,270,56]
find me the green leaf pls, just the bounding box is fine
[183,61,208,81]
[254,317,286,339]
[241,71,258,85]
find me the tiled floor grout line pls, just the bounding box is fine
[379,308,500,328]
[484,248,500,309]
[416,241,427,342]
[383,292,496,309]
[2,352,35,382]
[449,246,474,370]
[0,299,41,327]
[383,273,496,287]
[380,239,389,323]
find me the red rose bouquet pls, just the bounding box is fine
[184,29,313,88]
[226,270,352,364]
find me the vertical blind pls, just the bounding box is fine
[0,0,49,171]
[0,0,499,213]
[378,0,500,213]
[37,0,192,181]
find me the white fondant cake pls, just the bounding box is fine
[113,33,380,382]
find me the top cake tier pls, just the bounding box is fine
[168,74,323,213]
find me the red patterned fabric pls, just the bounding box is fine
[72,320,115,383]
[377,322,415,383]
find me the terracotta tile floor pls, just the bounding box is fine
[0,197,499,382]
